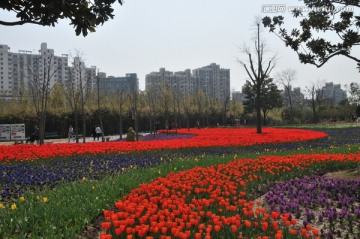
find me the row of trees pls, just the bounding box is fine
[0,85,242,141]
[2,68,359,144]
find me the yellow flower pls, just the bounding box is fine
[82,177,87,183]
[91,186,95,190]
[35,196,40,200]
[11,203,17,210]
[42,197,48,203]
[0,203,3,208]
[19,196,25,202]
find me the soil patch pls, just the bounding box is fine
[324,168,360,180]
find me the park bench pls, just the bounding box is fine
[44,132,60,139]
[14,140,24,144]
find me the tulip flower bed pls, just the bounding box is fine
[1,127,354,205]
[99,153,360,239]
[0,128,327,162]
[265,175,360,239]
[0,126,359,239]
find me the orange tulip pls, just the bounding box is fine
[101,222,111,230]
[312,228,319,236]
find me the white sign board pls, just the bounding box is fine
[0,124,11,141]
[10,124,26,141]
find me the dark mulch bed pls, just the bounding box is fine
[112,132,194,142]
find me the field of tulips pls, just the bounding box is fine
[0,127,327,162]
[0,125,359,239]
[99,153,360,239]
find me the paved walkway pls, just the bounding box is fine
[57,135,124,144]
[0,135,123,146]
[0,133,151,146]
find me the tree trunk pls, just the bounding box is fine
[186,111,190,131]
[312,101,317,123]
[263,110,267,126]
[256,87,262,134]
[38,111,46,145]
[119,110,123,140]
[135,110,139,141]
[82,110,86,143]
[74,109,79,143]
[99,111,104,142]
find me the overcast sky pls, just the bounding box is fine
[1,0,359,92]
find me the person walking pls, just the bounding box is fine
[68,125,74,142]
[27,125,40,144]
[95,126,102,141]
[92,126,97,141]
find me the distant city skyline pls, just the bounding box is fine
[1,0,359,93]
[146,63,230,103]
[0,41,354,98]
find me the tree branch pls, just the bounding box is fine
[0,20,47,26]
[243,64,255,84]
[309,51,360,67]
[248,54,258,81]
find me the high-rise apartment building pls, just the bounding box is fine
[192,63,230,103]
[321,82,347,105]
[232,91,246,102]
[282,86,305,108]
[145,68,192,97]
[0,43,99,99]
[98,73,139,94]
[145,63,230,102]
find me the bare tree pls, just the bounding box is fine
[181,91,191,131]
[63,65,81,143]
[305,81,324,123]
[194,90,205,128]
[129,87,139,140]
[171,87,181,132]
[204,97,210,127]
[144,88,159,137]
[346,82,360,106]
[28,50,57,144]
[230,90,244,123]
[78,58,92,143]
[96,71,105,142]
[238,21,276,133]
[159,81,171,134]
[64,52,91,143]
[223,95,230,127]
[276,68,297,122]
[108,86,128,140]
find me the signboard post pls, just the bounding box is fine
[10,124,26,141]
[0,124,11,141]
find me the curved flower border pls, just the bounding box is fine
[0,128,327,162]
[99,153,359,239]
